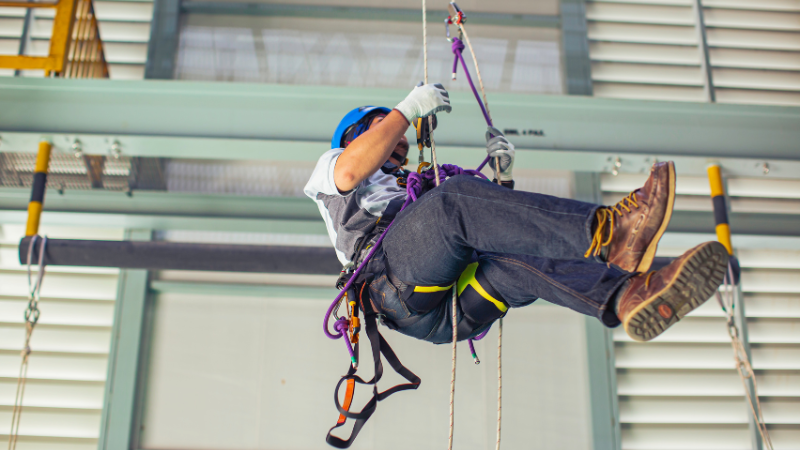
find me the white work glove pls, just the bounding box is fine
[486,126,515,182]
[394,83,452,124]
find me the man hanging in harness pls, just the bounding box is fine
[305,83,728,345]
[304,84,729,447]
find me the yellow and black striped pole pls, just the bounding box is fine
[707,164,733,256]
[25,141,53,237]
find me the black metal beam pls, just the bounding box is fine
[179,1,561,28]
[20,237,341,274]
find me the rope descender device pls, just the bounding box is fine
[413,114,437,170]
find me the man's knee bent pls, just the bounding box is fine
[440,174,488,193]
[458,262,508,325]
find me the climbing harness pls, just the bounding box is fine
[324,165,487,448]
[707,165,773,449]
[325,277,422,448]
[324,2,509,448]
[8,235,47,450]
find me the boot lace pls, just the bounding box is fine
[645,271,655,288]
[584,192,640,258]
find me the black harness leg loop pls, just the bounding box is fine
[325,283,421,448]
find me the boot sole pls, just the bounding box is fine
[624,241,728,342]
[636,161,676,273]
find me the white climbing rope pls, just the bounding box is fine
[421,3,505,449]
[448,286,458,450]
[8,236,47,450]
[496,318,502,450]
[716,267,773,449]
[456,16,504,450]
[458,22,502,185]
[422,0,441,187]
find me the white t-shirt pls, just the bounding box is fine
[304,148,407,266]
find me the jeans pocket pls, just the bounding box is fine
[369,274,412,320]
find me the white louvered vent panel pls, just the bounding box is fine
[0,224,121,450]
[587,0,707,102]
[0,0,152,80]
[587,0,800,106]
[603,172,800,449]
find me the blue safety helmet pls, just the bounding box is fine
[331,106,392,149]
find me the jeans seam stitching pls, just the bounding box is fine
[486,255,601,310]
[427,190,590,218]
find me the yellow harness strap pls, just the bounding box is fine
[457,263,508,313]
[414,284,454,293]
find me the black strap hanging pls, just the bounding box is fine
[325,285,421,449]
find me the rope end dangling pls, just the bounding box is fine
[468,338,480,364]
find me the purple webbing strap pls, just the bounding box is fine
[323,164,487,341]
[451,38,494,171]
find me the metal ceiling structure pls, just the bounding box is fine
[1,77,798,176]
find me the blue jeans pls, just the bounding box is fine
[367,175,634,344]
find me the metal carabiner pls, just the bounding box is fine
[445,2,465,42]
[445,18,453,42]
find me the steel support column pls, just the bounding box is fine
[98,229,152,450]
[560,0,593,95]
[692,0,716,103]
[145,0,181,79]
[574,172,621,450]
[14,1,35,77]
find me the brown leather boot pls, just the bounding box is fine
[617,241,728,342]
[586,161,676,273]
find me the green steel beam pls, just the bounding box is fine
[574,172,621,450]
[98,229,152,450]
[4,132,800,179]
[149,280,337,298]
[0,188,320,220]
[180,1,561,28]
[0,209,326,234]
[1,187,798,236]
[667,210,800,237]
[1,78,798,160]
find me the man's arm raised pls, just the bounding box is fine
[334,110,409,193]
[333,83,452,193]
